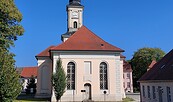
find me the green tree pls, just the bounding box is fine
[130,47,165,91]
[0,49,22,102]
[0,0,24,49]
[0,0,24,101]
[52,59,66,101]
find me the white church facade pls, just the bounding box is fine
[35,0,126,101]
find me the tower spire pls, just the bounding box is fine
[61,0,84,42]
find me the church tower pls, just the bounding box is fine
[61,0,84,42]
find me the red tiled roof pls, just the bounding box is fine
[20,67,38,78]
[36,46,55,57]
[51,26,124,52]
[148,60,157,70]
[139,49,173,81]
[123,60,132,72]
[121,54,126,58]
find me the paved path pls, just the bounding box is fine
[126,93,140,102]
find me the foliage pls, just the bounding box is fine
[52,59,67,101]
[0,0,24,101]
[130,47,165,91]
[0,49,22,102]
[0,0,24,49]
[122,97,134,102]
[26,76,37,94]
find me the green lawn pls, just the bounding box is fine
[14,95,134,102]
[122,97,135,102]
[14,99,49,102]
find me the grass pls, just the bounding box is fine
[122,97,135,102]
[14,98,49,102]
[14,94,134,102]
[14,98,135,102]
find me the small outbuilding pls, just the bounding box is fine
[138,49,173,102]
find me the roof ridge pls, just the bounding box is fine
[51,26,124,52]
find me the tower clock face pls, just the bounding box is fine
[72,11,78,18]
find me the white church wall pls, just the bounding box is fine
[52,51,124,101]
[36,57,52,98]
[115,59,126,100]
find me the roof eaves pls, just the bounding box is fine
[138,80,173,83]
[50,49,124,52]
[35,56,50,60]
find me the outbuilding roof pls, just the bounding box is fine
[138,49,173,81]
[148,60,157,70]
[20,67,38,78]
[51,26,124,52]
[123,60,132,72]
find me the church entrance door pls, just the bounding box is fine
[84,83,92,100]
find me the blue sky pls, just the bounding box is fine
[12,0,173,67]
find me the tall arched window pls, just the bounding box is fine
[100,62,108,90]
[67,62,75,90]
[74,21,77,28]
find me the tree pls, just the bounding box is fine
[0,0,24,49]
[52,59,67,101]
[25,76,37,94]
[0,49,22,101]
[130,47,165,91]
[0,0,24,101]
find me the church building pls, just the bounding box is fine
[36,0,126,101]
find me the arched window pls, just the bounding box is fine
[67,62,75,90]
[100,62,108,90]
[74,21,77,28]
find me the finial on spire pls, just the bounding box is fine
[69,0,81,4]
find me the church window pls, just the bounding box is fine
[74,21,77,28]
[67,62,75,90]
[100,62,108,90]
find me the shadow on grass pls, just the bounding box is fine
[15,94,50,102]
